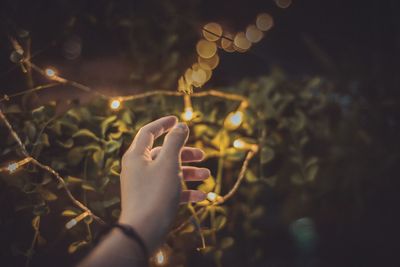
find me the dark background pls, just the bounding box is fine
[1,0,400,266]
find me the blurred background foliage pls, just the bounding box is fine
[1,0,399,267]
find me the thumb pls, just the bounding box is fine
[158,122,189,162]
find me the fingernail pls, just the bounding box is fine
[175,122,188,132]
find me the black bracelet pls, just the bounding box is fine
[95,223,149,260]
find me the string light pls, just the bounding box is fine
[65,211,90,229]
[224,110,244,130]
[182,95,194,121]
[1,157,33,174]
[110,99,122,110]
[245,25,264,43]
[233,32,252,51]
[233,139,246,149]
[155,250,166,266]
[45,68,56,78]
[202,22,223,42]
[196,39,217,59]
[256,13,274,31]
[233,138,259,152]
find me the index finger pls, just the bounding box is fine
[127,116,178,155]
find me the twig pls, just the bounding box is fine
[0,109,105,225]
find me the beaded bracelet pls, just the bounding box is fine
[95,223,149,260]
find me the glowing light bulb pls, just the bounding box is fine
[234,32,251,51]
[196,39,217,59]
[155,250,166,265]
[182,107,194,121]
[110,99,121,110]
[207,192,217,202]
[65,218,77,229]
[45,68,56,77]
[233,139,246,149]
[256,13,274,31]
[7,162,18,173]
[224,111,244,130]
[202,22,223,42]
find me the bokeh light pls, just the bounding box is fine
[233,139,246,149]
[256,13,274,31]
[234,32,252,51]
[196,39,217,59]
[221,32,235,52]
[110,99,121,110]
[245,25,264,43]
[275,0,292,9]
[198,54,220,70]
[202,22,223,42]
[225,111,244,130]
[182,107,194,121]
[45,68,56,77]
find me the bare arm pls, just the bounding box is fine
[78,116,209,267]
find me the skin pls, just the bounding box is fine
[79,116,209,267]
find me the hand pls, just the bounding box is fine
[118,116,209,253]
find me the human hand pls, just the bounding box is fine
[118,116,209,253]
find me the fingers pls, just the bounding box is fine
[151,146,205,162]
[127,116,177,155]
[180,190,207,204]
[158,123,189,162]
[182,166,210,181]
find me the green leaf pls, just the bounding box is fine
[306,164,319,182]
[81,183,96,191]
[56,139,74,148]
[101,115,117,137]
[72,129,99,141]
[220,237,234,250]
[261,146,275,164]
[38,187,58,201]
[68,240,88,254]
[106,140,121,154]
[93,150,104,167]
[65,176,83,183]
[62,210,78,217]
[103,197,120,208]
[67,147,84,166]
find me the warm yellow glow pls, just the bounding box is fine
[65,211,90,229]
[225,111,244,130]
[256,13,274,31]
[155,250,166,265]
[202,22,223,42]
[7,162,18,173]
[191,68,207,85]
[45,68,56,77]
[110,99,121,110]
[198,54,220,70]
[234,32,251,51]
[196,39,217,59]
[207,192,217,202]
[233,139,246,149]
[221,32,235,52]
[275,0,292,9]
[182,107,194,121]
[246,25,264,43]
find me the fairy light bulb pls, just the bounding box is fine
[45,68,56,77]
[7,162,18,174]
[182,107,194,121]
[110,99,121,110]
[65,218,77,229]
[155,250,167,266]
[233,139,246,149]
[224,111,244,130]
[207,192,217,202]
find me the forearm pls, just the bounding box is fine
[78,229,148,267]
